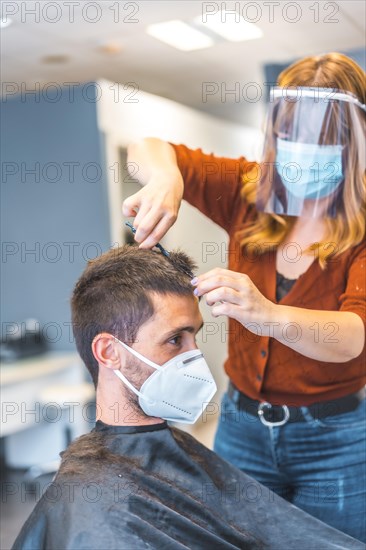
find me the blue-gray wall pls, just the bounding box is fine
[1,83,111,350]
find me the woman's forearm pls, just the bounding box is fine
[269,306,365,362]
[127,137,181,185]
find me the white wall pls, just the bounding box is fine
[96,80,263,397]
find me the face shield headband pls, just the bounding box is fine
[256,87,366,218]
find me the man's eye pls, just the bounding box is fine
[168,335,182,346]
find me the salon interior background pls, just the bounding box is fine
[1,1,365,390]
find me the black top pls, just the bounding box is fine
[12,423,363,549]
[276,271,297,301]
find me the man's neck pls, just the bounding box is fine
[96,386,165,427]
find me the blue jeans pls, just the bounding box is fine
[214,389,366,542]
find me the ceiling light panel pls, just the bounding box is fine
[195,10,263,42]
[146,20,214,51]
[1,17,13,28]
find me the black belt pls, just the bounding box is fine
[227,382,366,426]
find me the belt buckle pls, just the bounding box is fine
[258,401,290,427]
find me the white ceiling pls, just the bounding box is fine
[1,0,365,127]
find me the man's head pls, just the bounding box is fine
[71,244,200,389]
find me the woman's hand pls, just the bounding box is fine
[191,268,276,332]
[192,268,365,362]
[123,138,184,248]
[122,170,184,249]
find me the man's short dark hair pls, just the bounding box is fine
[71,244,197,386]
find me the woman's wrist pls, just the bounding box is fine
[149,167,184,200]
[269,304,298,344]
[260,302,289,340]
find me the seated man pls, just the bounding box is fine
[13,245,363,549]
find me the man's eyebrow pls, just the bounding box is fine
[162,322,204,340]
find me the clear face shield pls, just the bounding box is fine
[256,87,366,218]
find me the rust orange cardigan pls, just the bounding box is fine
[171,143,366,406]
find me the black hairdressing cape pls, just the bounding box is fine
[12,421,363,550]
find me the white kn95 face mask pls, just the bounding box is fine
[113,338,217,424]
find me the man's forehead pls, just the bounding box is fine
[149,292,202,327]
[150,290,196,305]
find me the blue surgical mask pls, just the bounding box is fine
[276,138,344,199]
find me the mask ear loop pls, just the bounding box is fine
[113,337,164,371]
[113,369,148,401]
[113,337,162,404]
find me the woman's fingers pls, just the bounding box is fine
[138,215,176,249]
[195,268,243,284]
[191,268,271,326]
[122,198,172,246]
[193,269,249,297]
[210,301,238,318]
[205,287,243,306]
[122,192,140,217]
[133,205,161,243]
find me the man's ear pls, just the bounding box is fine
[92,333,121,370]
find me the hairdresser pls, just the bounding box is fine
[123,53,366,542]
